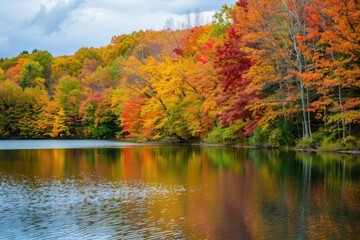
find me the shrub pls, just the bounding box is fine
[204,125,241,144]
[317,135,360,151]
[204,125,224,144]
[276,120,296,146]
[318,141,341,152]
[268,128,283,147]
[296,137,313,149]
[311,131,326,148]
[249,127,270,146]
[340,136,360,150]
[223,127,242,143]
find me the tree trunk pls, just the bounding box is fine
[331,52,346,139]
[299,77,309,138]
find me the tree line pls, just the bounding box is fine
[0,0,359,150]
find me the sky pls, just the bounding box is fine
[0,0,235,58]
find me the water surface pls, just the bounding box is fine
[0,141,359,239]
[0,140,140,150]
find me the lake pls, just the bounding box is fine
[0,140,359,239]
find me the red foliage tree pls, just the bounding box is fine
[215,21,262,135]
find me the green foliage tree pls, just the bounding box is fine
[75,47,102,64]
[0,81,23,138]
[17,87,49,138]
[0,67,6,82]
[32,50,53,80]
[20,61,44,89]
[56,76,83,136]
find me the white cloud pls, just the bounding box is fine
[24,0,86,34]
[0,0,235,58]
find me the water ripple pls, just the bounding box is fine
[0,174,186,239]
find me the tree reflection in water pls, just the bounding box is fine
[0,146,359,239]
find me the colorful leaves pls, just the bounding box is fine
[0,1,358,144]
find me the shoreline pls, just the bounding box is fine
[137,141,360,155]
[197,142,360,155]
[0,139,359,154]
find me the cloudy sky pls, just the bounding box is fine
[0,0,235,58]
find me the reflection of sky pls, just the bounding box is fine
[0,177,186,239]
[0,0,235,58]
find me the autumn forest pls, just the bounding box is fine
[0,0,359,150]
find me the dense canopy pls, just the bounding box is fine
[0,0,359,150]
